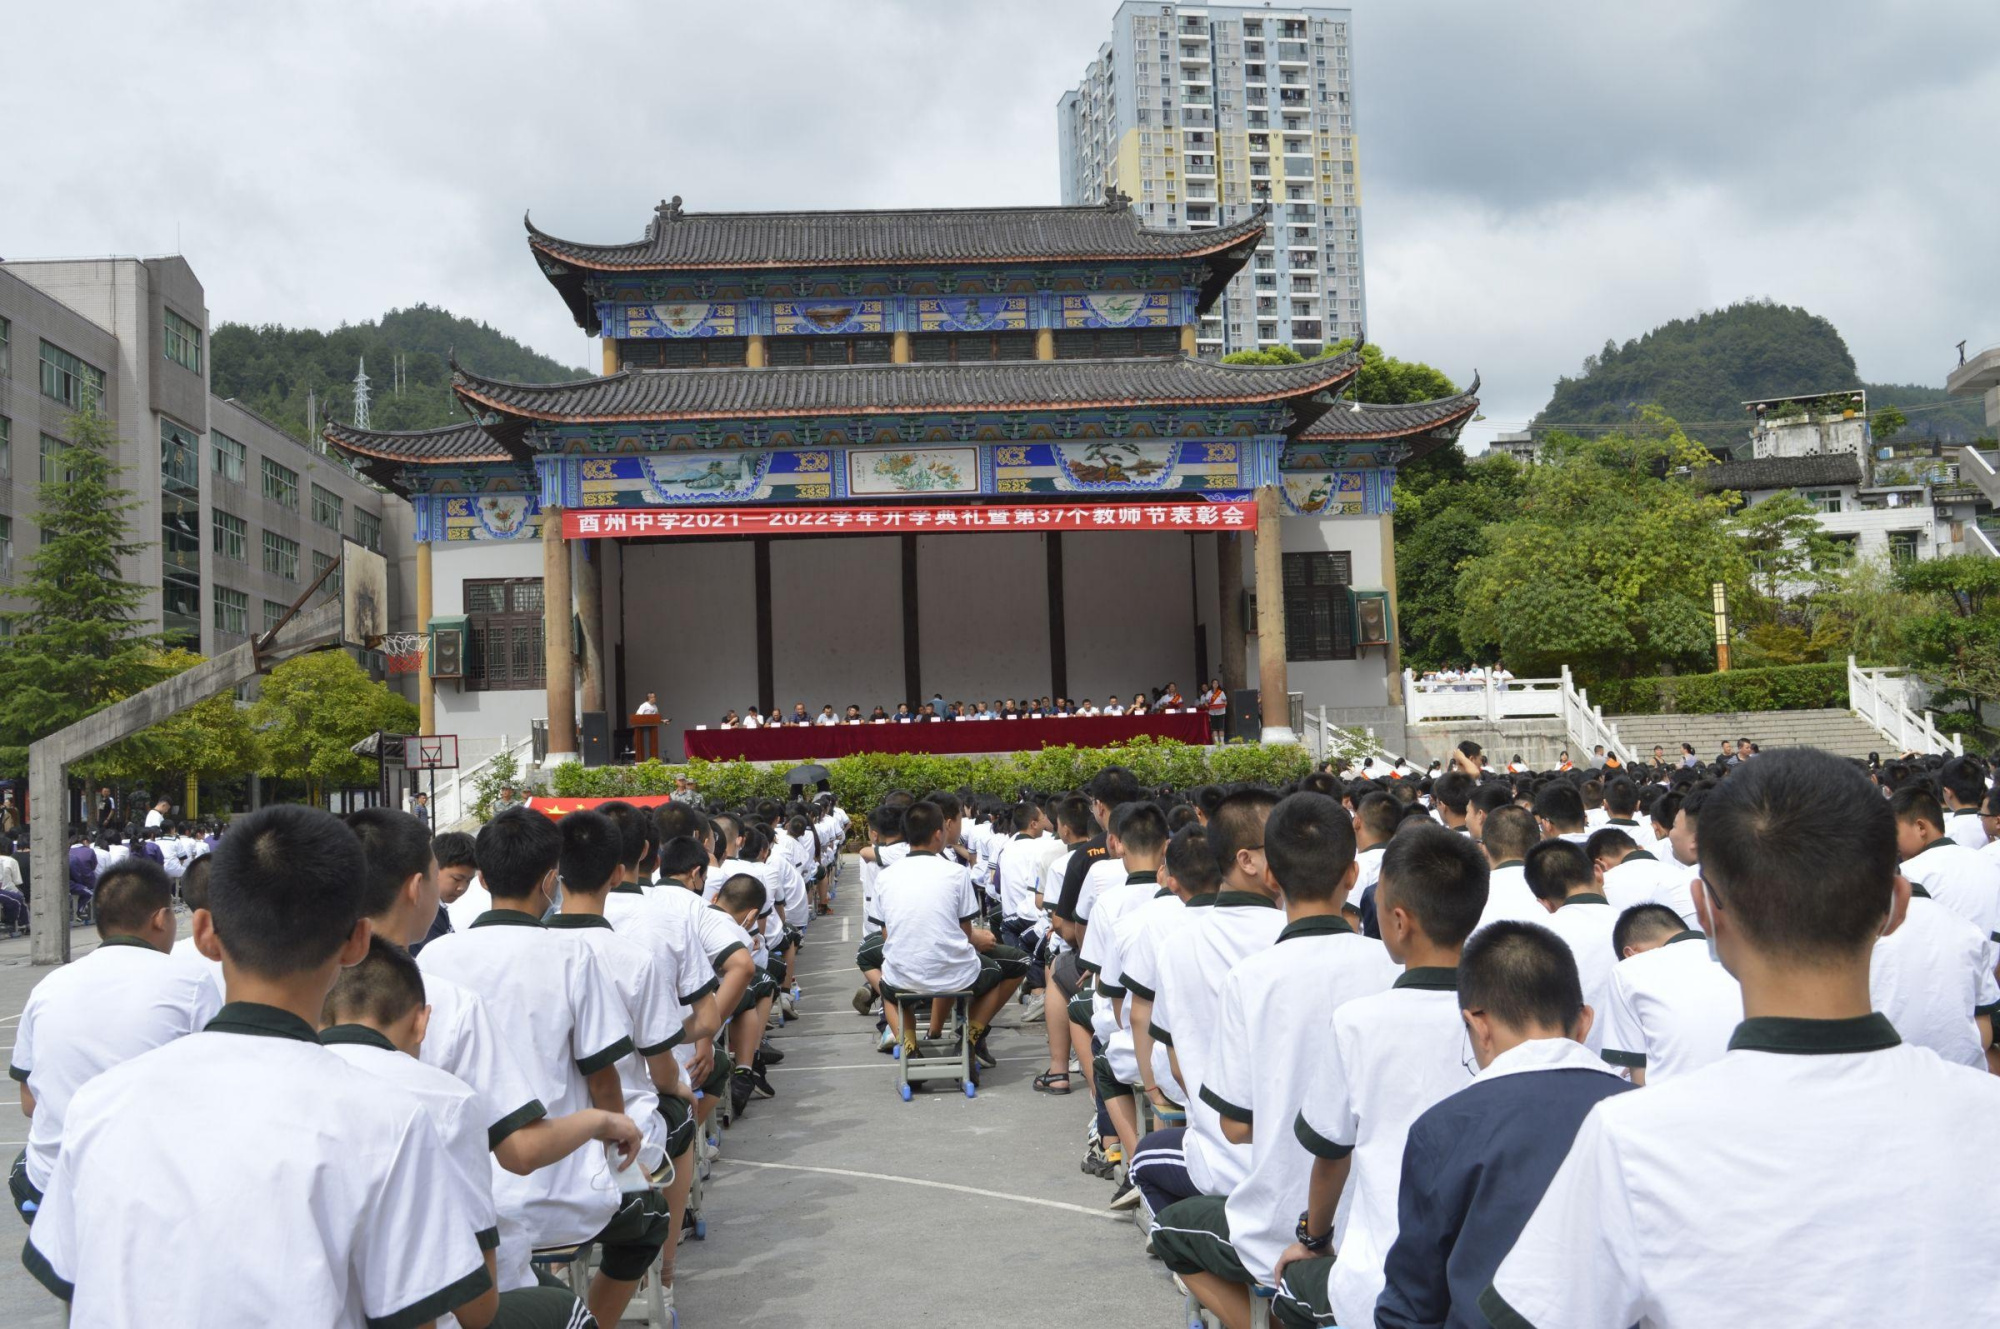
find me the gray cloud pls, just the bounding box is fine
[10,1,1996,452]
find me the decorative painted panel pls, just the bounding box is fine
[914,296,1031,333]
[415,493,545,542]
[1279,469,1396,516]
[770,298,886,336]
[847,446,978,496]
[1059,291,1176,328]
[555,451,836,509]
[602,301,742,339]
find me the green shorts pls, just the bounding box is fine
[1094,1052,1135,1101]
[1067,984,1096,1030]
[880,954,1013,1004]
[1272,1253,1336,1328]
[734,973,777,1017]
[490,1286,595,1329]
[1151,1195,1253,1285]
[698,1050,735,1098]
[855,930,885,974]
[657,1094,696,1161]
[9,1150,40,1225]
[590,1185,673,1282]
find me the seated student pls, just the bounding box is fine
[320,939,610,1329]
[548,808,696,1301]
[431,829,483,941]
[1370,922,1630,1329]
[996,800,1059,994]
[24,806,492,1326]
[706,872,776,1115]
[1351,791,1399,937]
[873,802,1025,1064]
[1893,785,2000,940]
[1473,805,1546,933]
[1532,782,1591,845]
[1463,781,1515,846]
[1598,886,1742,1086]
[1128,790,1282,1220]
[1869,845,1999,1069]
[419,808,670,1326]
[167,853,226,1009]
[649,831,759,1135]
[1524,838,1617,1053]
[1653,785,1711,925]
[11,859,220,1222]
[1269,822,1490,1329]
[1939,755,1992,850]
[1152,793,1398,1324]
[1120,824,1221,1114]
[1586,825,1682,917]
[1488,748,2000,1327]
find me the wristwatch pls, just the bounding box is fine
[1295,1211,1333,1254]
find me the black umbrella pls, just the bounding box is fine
[784,763,830,787]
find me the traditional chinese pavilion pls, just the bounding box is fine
[326,195,1477,761]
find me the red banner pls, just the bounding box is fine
[561,500,1255,540]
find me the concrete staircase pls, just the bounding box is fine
[1606,709,1893,762]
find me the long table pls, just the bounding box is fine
[681,711,1211,762]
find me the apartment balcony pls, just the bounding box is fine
[1279,89,1308,105]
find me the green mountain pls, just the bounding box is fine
[210,305,590,443]
[1532,300,1987,448]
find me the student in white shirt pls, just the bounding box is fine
[1350,792,1396,935]
[1524,839,1618,1053]
[1129,790,1283,1221]
[167,854,227,1010]
[419,808,670,1326]
[1893,785,2000,941]
[1270,821,1491,1329]
[647,831,761,1140]
[24,805,492,1327]
[10,860,220,1220]
[1473,806,1547,933]
[1532,783,1591,845]
[1488,747,2000,1328]
[1598,893,1741,1085]
[1152,792,1398,1325]
[1869,873,1999,1069]
[1940,756,1992,850]
[1121,823,1224,1120]
[1077,802,1171,1187]
[320,938,609,1329]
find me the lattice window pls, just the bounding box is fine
[465,578,546,692]
[1282,551,1354,661]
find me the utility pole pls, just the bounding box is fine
[1711,581,1731,673]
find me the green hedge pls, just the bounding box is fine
[547,735,1316,817]
[1590,663,1847,715]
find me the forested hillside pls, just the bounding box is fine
[1533,301,1986,447]
[210,305,589,442]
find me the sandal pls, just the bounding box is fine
[1033,1071,1072,1095]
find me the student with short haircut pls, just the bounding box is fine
[1473,805,1544,933]
[1464,782,1515,844]
[1487,747,2000,1327]
[1271,822,1490,1329]
[1531,783,1589,843]
[1431,771,1474,833]
[1891,784,2000,941]
[595,802,723,1053]
[11,859,220,1221]
[1351,791,1400,936]
[1374,922,1630,1329]
[434,828,486,935]
[1598,869,1741,1086]
[1152,793,1397,1326]
[25,806,493,1326]
[167,852,225,1007]
[1939,756,1992,850]
[1129,790,1282,1221]
[1582,825,1677,918]
[321,939,608,1329]
[1869,849,2000,1068]
[1610,902,1688,959]
[1121,823,1222,1118]
[654,836,758,1130]
[419,808,668,1326]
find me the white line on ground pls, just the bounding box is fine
[778,1055,1046,1073]
[721,1159,1123,1221]
[839,916,850,943]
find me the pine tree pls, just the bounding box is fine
[0,410,163,773]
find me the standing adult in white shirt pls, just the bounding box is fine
[634,692,660,717]
[1486,747,2000,1329]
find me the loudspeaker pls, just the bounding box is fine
[581,712,611,767]
[430,626,465,678]
[1230,688,1262,743]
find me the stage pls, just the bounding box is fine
[681,710,1210,762]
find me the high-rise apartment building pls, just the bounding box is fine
[1059,2,1364,358]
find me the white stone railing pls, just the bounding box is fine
[1405,667,1637,766]
[1848,656,1963,757]
[429,732,535,830]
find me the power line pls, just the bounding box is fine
[1477,397,1981,433]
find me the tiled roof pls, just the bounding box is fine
[452,352,1360,426]
[526,198,1268,272]
[322,420,524,496]
[1299,377,1480,442]
[1698,452,1862,491]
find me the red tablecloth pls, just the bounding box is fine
[682,712,1210,762]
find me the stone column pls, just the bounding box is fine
[747,334,768,368]
[892,331,911,364]
[1379,511,1404,705]
[1035,327,1055,361]
[1218,531,1246,696]
[415,539,434,736]
[575,539,604,718]
[1181,323,1198,355]
[601,339,621,375]
[1254,485,1294,742]
[542,509,577,763]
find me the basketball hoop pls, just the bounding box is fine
[381,632,426,675]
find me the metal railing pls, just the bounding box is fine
[1305,706,1390,768]
[1404,667,1637,766]
[1847,656,1963,756]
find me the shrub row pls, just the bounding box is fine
[547,735,1317,816]
[1590,662,1848,715]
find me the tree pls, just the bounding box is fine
[1889,555,2000,728]
[1871,406,1908,445]
[1323,338,1459,405]
[251,650,418,803]
[0,410,163,774]
[1393,453,1527,672]
[1220,346,1305,366]
[1455,410,1749,679]
[82,648,260,796]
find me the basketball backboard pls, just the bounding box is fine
[404,734,459,771]
[342,539,389,648]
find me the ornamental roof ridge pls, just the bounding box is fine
[1298,372,1482,442]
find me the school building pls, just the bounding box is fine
[326,195,1477,764]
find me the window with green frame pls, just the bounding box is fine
[212,509,246,561]
[353,508,382,553]
[262,529,299,580]
[311,483,342,530]
[264,599,287,633]
[0,515,12,572]
[212,430,245,482]
[0,316,10,375]
[0,416,9,481]
[312,550,342,598]
[164,309,202,374]
[38,341,104,411]
[39,433,68,486]
[213,586,247,636]
[261,456,298,510]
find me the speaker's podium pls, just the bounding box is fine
[630,713,662,762]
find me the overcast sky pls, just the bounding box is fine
[10,1,1999,449]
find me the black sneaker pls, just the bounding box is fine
[729,1069,755,1116]
[749,1066,777,1100]
[758,1042,786,1066]
[971,1032,997,1068]
[1108,1178,1142,1211]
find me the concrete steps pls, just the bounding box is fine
[1607,709,1891,762]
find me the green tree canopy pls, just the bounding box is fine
[1890,555,2000,725]
[0,410,162,773]
[1455,411,1748,678]
[251,650,418,800]
[81,649,259,789]
[1393,453,1528,671]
